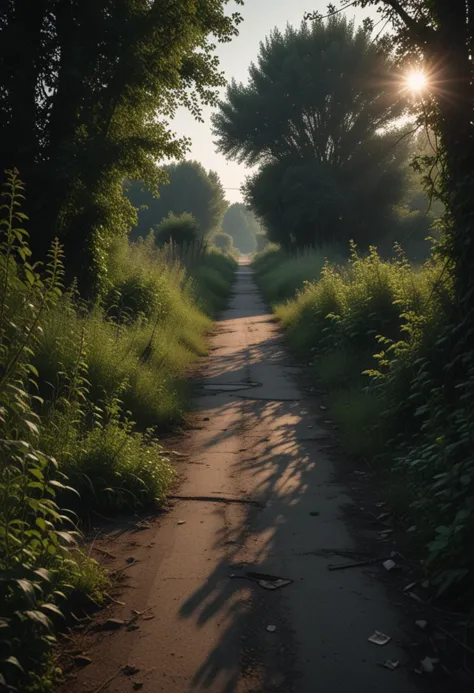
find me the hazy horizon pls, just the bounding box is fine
[170,1,377,204]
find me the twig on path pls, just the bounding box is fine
[110,559,140,576]
[93,668,122,693]
[92,546,117,559]
[328,556,390,571]
[168,494,265,508]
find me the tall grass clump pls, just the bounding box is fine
[254,241,474,595]
[0,171,107,690]
[254,244,342,306]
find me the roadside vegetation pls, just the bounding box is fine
[0,171,235,690]
[220,8,474,603]
[0,0,241,687]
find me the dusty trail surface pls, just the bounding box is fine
[62,262,421,693]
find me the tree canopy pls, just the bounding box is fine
[222,203,260,254]
[0,0,242,292]
[127,161,227,240]
[352,0,474,314]
[213,16,410,248]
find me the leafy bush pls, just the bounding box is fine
[211,231,234,255]
[0,171,106,689]
[156,212,200,246]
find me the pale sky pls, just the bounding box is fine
[171,1,378,203]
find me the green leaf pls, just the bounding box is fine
[41,603,64,618]
[24,420,40,436]
[3,656,25,673]
[34,568,51,582]
[25,610,52,630]
[16,579,36,604]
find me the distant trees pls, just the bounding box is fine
[127,161,228,240]
[213,16,409,249]
[0,1,241,292]
[222,203,260,254]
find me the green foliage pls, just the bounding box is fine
[211,231,234,255]
[127,161,228,241]
[253,245,342,306]
[222,203,259,254]
[255,242,474,594]
[0,171,235,688]
[0,171,105,690]
[1,2,242,291]
[214,15,411,249]
[156,212,201,247]
[192,249,237,315]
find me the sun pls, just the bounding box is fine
[405,70,427,93]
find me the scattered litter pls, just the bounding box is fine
[309,511,320,517]
[230,571,293,591]
[122,665,140,676]
[74,655,92,667]
[101,618,125,631]
[403,581,417,592]
[328,556,388,571]
[127,624,139,631]
[266,624,277,633]
[383,559,397,572]
[415,620,428,631]
[382,659,399,670]
[420,656,438,673]
[126,556,136,564]
[368,631,391,646]
[177,520,186,525]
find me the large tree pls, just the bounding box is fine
[0,0,242,292]
[213,16,409,248]
[222,203,260,254]
[127,161,227,240]
[348,0,474,319]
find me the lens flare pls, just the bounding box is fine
[406,70,426,93]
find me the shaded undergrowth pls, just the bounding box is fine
[0,171,235,690]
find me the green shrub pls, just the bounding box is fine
[211,231,234,254]
[155,212,200,246]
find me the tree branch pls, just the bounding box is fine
[382,0,436,44]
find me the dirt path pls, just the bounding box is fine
[62,262,422,693]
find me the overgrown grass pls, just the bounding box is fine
[253,245,342,306]
[0,171,236,690]
[254,243,474,597]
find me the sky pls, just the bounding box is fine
[171,0,377,203]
